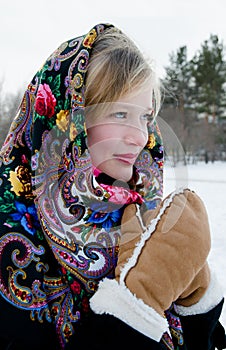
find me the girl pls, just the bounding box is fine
[0,23,225,350]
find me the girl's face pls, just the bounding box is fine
[86,87,154,182]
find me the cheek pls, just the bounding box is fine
[87,125,120,147]
[87,127,118,168]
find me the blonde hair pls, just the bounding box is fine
[84,28,161,116]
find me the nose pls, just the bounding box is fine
[124,124,148,148]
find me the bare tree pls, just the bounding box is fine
[160,105,197,164]
[0,85,23,149]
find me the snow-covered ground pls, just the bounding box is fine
[164,161,226,326]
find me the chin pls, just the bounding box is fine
[109,168,133,183]
[119,173,133,182]
[98,160,133,182]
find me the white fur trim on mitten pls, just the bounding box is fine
[174,270,224,316]
[90,278,169,341]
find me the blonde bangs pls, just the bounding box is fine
[84,28,161,115]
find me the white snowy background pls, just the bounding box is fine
[0,0,226,335]
[164,161,226,326]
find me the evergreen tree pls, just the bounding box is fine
[191,34,226,121]
[161,46,195,163]
[162,46,193,111]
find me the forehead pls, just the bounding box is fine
[117,86,153,109]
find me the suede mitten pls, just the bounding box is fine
[90,189,223,342]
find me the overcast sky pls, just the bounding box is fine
[1,0,226,94]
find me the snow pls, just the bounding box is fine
[164,161,226,326]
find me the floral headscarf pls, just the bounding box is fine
[0,23,163,348]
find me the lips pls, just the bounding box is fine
[114,153,138,165]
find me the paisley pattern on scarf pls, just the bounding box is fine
[0,23,164,348]
[163,306,186,349]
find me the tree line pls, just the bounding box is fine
[0,80,22,149]
[1,34,226,164]
[160,34,226,164]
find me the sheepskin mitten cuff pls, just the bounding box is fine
[90,189,213,341]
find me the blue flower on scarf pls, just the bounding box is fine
[11,201,40,235]
[86,208,122,232]
[146,199,157,210]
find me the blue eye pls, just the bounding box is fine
[110,112,127,119]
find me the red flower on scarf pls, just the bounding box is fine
[101,183,144,205]
[35,83,56,118]
[70,280,81,294]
